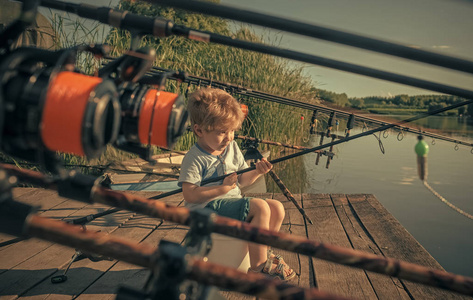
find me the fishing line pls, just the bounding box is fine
[423,181,473,220]
[151,98,473,199]
[363,122,385,154]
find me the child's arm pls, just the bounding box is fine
[238,158,272,187]
[182,173,238,204]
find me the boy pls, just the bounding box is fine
[178,88,295,280]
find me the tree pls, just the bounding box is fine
[349,98,365,109]
[316,89,349,106]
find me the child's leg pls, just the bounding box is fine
[245,198,270,269]
[246,198,295,280]
[245,199,285,265]
[265,199,285,232]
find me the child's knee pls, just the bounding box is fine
[267,199,285,218]
[250,198,271,216]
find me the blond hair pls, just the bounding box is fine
[188,88,244,133]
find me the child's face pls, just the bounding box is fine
[195,124,236,155]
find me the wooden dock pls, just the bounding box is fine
[0,188,468,299]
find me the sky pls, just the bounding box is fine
[38,0,473,98]
[219,0,473,98]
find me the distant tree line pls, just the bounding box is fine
[314,89,472,116]
[314,88,349,107]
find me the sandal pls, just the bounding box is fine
[248,250,296,281]
[268,249,290,270]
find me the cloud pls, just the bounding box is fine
[408,45,422,49]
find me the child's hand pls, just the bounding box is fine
[223,172,238,190]
[255,158,273,175]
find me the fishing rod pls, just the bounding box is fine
[59,132,334,226]
[235,134,335,153]
[146,0,473,75]
[3,165,473,296]
[145,97,473,201]
[31,131,335,227]
[148,66,473,148]
[30,0,473,99]
[0,162,180,179]
[33,0,473,147]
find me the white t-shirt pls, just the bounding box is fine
[178,140,249,209]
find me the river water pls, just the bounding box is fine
[302,116,473,277]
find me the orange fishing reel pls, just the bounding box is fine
[0,46,121,169]
[100,49,189,161]
[118,83,188,151]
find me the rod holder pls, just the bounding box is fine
[309,110,318,134]
[185,208,216,257]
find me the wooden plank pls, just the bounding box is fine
[0,189,179,299]
[302,193,333,208]
[75,194,186,298]
[19,214,165,299]
[330,194,411,299]
[74,261,145,300]
[0,189,83,246]
[14,192,183,299]
[0,198,89,273]
[302,194,378,299]
[76,225,188,298]
[11,189,60,206]
[11,188,38,199]
[0,188,149,266]
[0,197,134,298]
[347,194,469,300]
[0,242,72,298]
[288,194,312,289]
[2,190,464,300]
[75,206,135,234]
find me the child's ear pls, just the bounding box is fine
[194,124,203,137]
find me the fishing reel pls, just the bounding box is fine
[0,44,121,171]
[100,48,189,161]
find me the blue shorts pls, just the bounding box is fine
[204,197,251,222]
